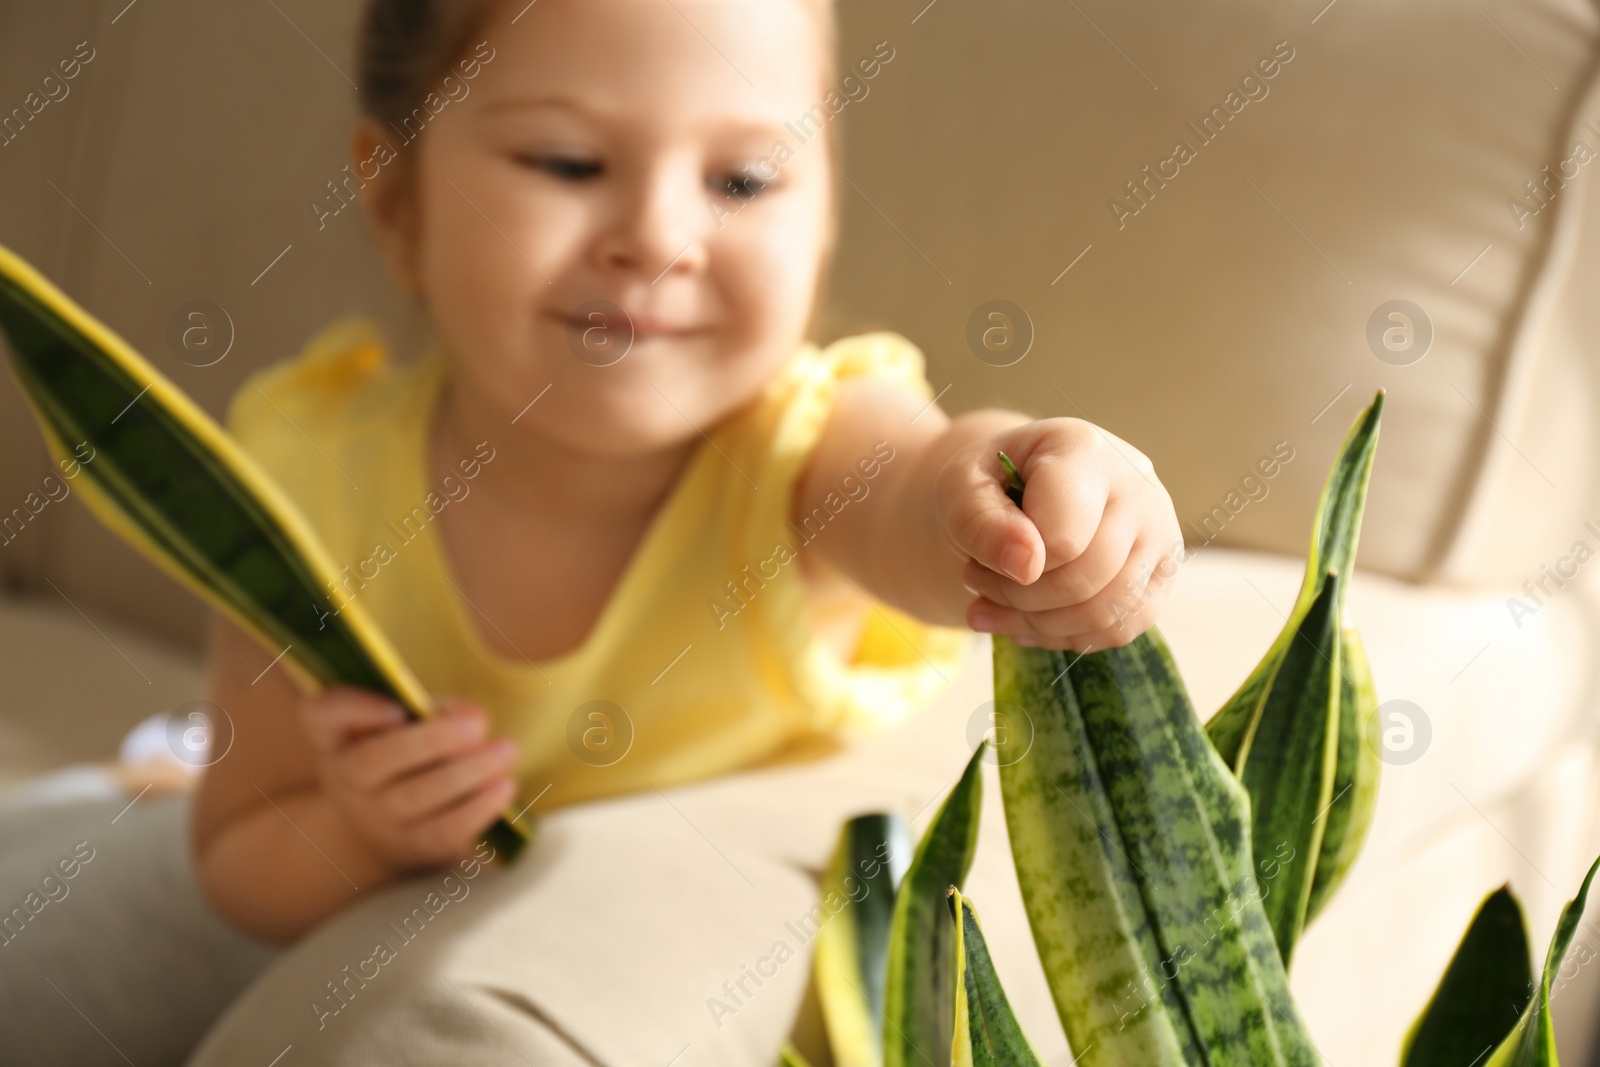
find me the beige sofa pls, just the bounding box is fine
[2,0,1599,1063]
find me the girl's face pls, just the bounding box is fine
[369,0,836,457]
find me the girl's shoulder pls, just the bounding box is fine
[720,328,935,458]
[771,329,932,396]
[224,316,398,443]
[221,317,438,541]
[741,329,936,454]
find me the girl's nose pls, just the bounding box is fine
[594,163,709,282]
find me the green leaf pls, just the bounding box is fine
[1305,626,1380,919]
[1303,391,1384,611]
[1485,856,1600,1066]
[1401,886,1533,1067]
[814,813,913,1067]
[1206,392,1384,931]
[1207,391,1383,763]
[947,888,1046,1067]
[884,745,985,1067]
[996,631,1318,1066]
[1234,570,1342,964]
[0,241,528,862]
[997,450,1026,508]
[779,1042,816,1067]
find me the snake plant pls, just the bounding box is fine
[1205,394,1384,956]
[1410,859,1600,1067]
[798,393,1599,1066]
[948,887,1046,1066]
[0,241,527,861]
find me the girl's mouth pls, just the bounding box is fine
[549,308,707,341]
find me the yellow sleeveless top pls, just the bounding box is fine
[225,318,973,812]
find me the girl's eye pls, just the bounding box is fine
[717,170,768,201]
[519,154,603,181]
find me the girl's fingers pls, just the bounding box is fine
[412,777,519,864]
[1058,601,1163,653]
[381,739,518,821]
[962,499,1139,611]
[1002,591,1164,654]
[937,446,1046,585]
[995,421,1110,570]
[297,688,407,754]
[338,708,489,791]
[969,537,1173,642]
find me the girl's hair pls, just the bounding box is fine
[357,0,499,139]
[356,0,840,163]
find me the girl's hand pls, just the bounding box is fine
[935,417,1183,653]
[296,689,519,873]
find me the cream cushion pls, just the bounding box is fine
[820,0,1600,588]
[0,594,202,795]
[183,547,1600,1066]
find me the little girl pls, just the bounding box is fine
[0,4,1182,1058]
[184,0,1183,947]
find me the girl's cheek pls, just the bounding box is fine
[722,211,822,312]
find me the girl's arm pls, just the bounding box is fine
[190,616,517,945]
[191,617,398,944]
[794,376,1183,653]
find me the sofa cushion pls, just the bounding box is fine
[0,792,279,1067]
[0,593,203,795]
[820,0,1600,588]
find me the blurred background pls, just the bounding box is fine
[1,0,1598,1062]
